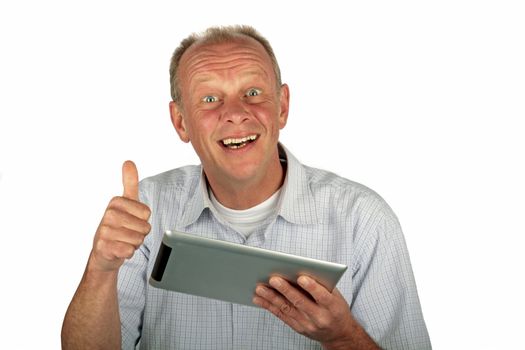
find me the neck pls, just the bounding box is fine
[206,156,285,210]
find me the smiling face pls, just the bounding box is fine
[170,37,290,207]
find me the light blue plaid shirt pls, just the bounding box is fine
[118,144,431,349]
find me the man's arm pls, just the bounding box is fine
[61,161,151,350]
[255,204,431,350]
[253,275,379,350]
[61,265,121,349]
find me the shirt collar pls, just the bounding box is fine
[178,143,320,228]
[276,143,320,225]
[177,166,211,228]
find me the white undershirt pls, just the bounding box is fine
[209,189,282,238]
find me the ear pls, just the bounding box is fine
[169,101,190,143]
[278,84,290,129]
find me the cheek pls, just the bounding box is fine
[262,114,283,134]
[250,104,280,124]
[188,111,220,139]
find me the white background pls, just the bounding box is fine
[1,1,524,348]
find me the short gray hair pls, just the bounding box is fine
[169,25,282,105]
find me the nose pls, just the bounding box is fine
[222,99,250,125]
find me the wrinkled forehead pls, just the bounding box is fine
[178,37,275,85]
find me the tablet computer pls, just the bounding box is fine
[149,230,348,307]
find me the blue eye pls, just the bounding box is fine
[203,96,218,103]
[246,88,261,97]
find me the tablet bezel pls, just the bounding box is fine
[149,230,348,307]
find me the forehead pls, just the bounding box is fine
[178,37,275,85]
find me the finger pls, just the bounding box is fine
[269,277,318,312]
[254,284,301,319]
[109,196,151,221]
[253,285,309,333]
[253,295,307,334]
[122,160,139,200]
[95,239,137,261]
[97,225,147,248]
[297,275,334,307]
[104,207,151,234]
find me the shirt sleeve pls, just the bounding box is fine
[117,244,148,349]
[117,186,151,350]
[350,205,432,349]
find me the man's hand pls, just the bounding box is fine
[62,161,148,349]
[89,160,152,272]
[253,276,379,350]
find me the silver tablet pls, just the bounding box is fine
[149,230,348,307]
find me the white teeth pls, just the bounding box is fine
[222,135,257,146]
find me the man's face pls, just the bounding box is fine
[171,38,289,187]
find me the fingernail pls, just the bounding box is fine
[269,277,282,288]
[298,276,310,287]
[256,286,267,296]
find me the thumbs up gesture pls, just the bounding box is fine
[89,161,152,272]
[122,160,140,200]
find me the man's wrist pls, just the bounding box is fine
[322,337,380,350]
[322,338,353,350]
[321,319,380,350]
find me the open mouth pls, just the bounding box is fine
[220,134,258,150]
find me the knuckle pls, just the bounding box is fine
[95,240,114,260]
[272,307,285,320]
[318,292,331,305]
[292,297,304,309]
[109,196,122,206]
[94,238,105,252]
[133,232,145,247]
[305,323,317,334]
[316,315,331,330]
[119,244,135,259]
[126,245,136,257]
[97,224,109,238]
[143,206,152,219]
[104,207,118,222]
[278,283,288,293]
[279,302,292,315]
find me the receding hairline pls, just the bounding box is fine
[181,35,271,65]
[179,36,276,81]
[169,25,282,105]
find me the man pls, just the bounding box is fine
[62,25,431,349]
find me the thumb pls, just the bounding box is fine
[122,160,139,200]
